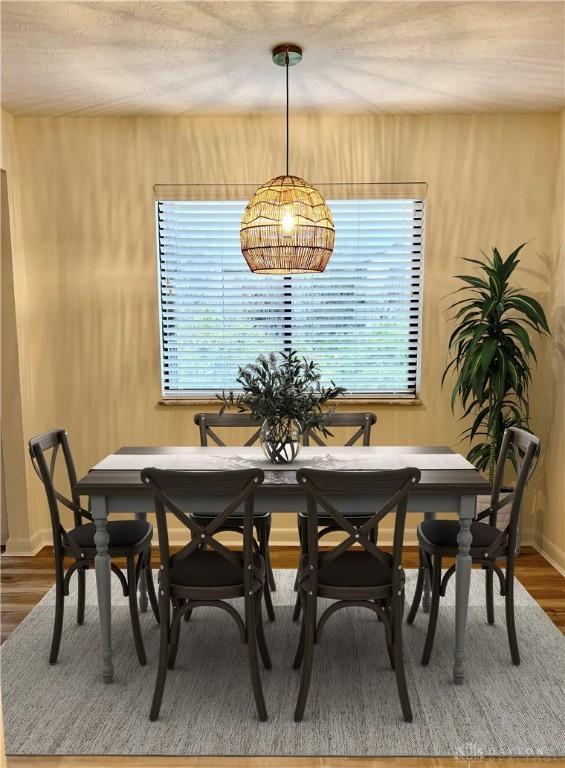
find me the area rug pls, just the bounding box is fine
[2,569,564,757]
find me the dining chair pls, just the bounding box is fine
[141,467,271,722]
[293,466,421,722]
[302,411,376,447]
[192,412,276,620]
[293,411,377,621]
[28,428,159,666]
[407,427,540,666]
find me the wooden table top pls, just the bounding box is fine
[75,446,490,498]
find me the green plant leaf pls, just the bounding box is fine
[443,243,549,475]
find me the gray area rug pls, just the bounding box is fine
[2,569,564,757]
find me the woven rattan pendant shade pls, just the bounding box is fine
[241,44,335,274]
[241,175,335,274]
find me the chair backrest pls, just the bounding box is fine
[296,467,420,592]
[194,412,261,447]
[302,412,376,447]
[140,468,264,591]
[489,427,540,551]
[28,428,90,559]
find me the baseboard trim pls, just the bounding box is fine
[3,526,562,578]
[3,528,52,556]
[527,529,565,577]
[1,526,419,553]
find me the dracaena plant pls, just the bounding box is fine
[443,244,549,483]
[217,350,346,436]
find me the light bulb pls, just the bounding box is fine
[281,211,296,234]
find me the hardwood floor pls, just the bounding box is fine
[2,545,564,645]
[1,546,564,768]
[4,759,565,768]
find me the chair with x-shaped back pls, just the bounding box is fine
[192,412,277,620]
[141,467,271,722]
[29,428,158,666]
[407,426,540,667]
[293,466,421,723]
[293,412,377,621]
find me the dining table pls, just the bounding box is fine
[74,444,490,687]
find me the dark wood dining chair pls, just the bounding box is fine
[141,467,271,722]
[302,411,376,447]
[293,412,377,621]
[192,412,276,620]
[293,466,421,723]
[28,428,159,666]
[407,427,540,666]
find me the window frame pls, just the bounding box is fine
[155,183,426,403]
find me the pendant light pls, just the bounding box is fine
[240,44,335,274]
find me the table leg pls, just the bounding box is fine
[422,510,435,612]
[135,512,149,613]
[91,495,113,683]
[453,495,475,685]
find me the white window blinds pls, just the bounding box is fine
[156,186,425,399]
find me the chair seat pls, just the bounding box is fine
[68,520,152,551]
[169,550,262,588]
[313,551,393,588]
[418,520,503,550]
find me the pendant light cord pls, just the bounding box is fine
[285,48,289,176]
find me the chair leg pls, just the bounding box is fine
[263,573,275,622]
[76,565,86,626]
[293,592,306,670]
[49,563,65,664]
[392,593,413,722]
[294,515,305,592]
[385,607,395,670]
[485,566,495,625]
[407,549,426,624]
[421,555,442,666]
[292,516,305,622]
[255,592,272,670]
[144,548,160,624]
[264,517,276,592]
[245,594,268,722]
[294,595,316,722]
[292,591,302,622]
[505,567,520,665]
[150,592,170,721]
[168,599,182,670]
[127,555,147,666]
[258,521,275,622]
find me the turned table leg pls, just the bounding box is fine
[92,495,114,683]
[453,495,475,684]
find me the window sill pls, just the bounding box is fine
[158,397,423,407]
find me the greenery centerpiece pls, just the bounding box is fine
[217,350,346,464]
[443,244,549,485]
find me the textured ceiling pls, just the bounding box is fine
[1,1,564,116]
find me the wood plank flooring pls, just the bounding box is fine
[1,546,564,768]
[2,546,564,645]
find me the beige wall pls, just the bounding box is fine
[2,112,563,564]
[1,109,32,551]
[529,110,565,572]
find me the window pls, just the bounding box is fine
[156,184,425,399]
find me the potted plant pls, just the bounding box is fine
[217,350,346,464]
[443,243,550,537]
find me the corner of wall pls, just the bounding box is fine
[1,108,34,553]
[531,109,565,575]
